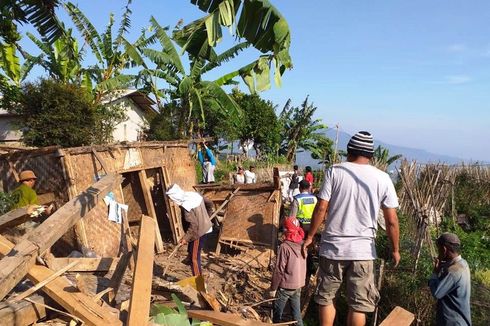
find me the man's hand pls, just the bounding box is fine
[179,238,188,246]
[268,289,277,299]
[433,258,441,273]
[302,237,313,258]
[392,251,401,267]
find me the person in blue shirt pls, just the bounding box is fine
[428,233,471,326]
[197,143,216,183]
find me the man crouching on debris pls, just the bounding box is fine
[303,131,400,326]
[167,184,213,276]
[270,216,307,326]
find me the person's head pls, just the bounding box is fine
[299,180,310,192]
[237,167,244,174]
[283,216,304,243]
[436,233,461,260]
[305,166,312,173]
[249,165,255,172]
[347,131,374,160]
[19,170,37,188]
[293,165,299,171]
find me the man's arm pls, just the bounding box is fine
[290,199,299,217]
[428,272,456,299]
[382,207,400,267]
[302,198,328,257]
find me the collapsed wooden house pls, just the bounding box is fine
[0,142,288,325]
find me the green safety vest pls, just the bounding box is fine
[296,194,317,224]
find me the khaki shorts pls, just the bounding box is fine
[314,257,379,312]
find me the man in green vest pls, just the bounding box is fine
[290,180,318,233]
[12,170,39,209]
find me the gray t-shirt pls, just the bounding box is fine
[317,162,399,260]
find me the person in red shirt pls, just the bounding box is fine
[304,166,314,190]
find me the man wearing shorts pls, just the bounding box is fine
[303,131,400,326]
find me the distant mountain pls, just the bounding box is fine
[296,129,468,169]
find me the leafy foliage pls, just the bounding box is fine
[371,145,402,171]
[12,79,124,147]
[151,294,211,326]
[0,192,17,215]
[183,0,292,93]
[231,88,280,157]
[278,96,331,163]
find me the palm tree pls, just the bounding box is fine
[137,17,247,138]
[371,145,402,171]
[279,96,331,163]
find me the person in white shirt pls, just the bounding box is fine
[234,167,245,184]
[303,131,400,326]
[244,165,256,184]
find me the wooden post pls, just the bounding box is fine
[0,294,47,326]
[60,151,91,252]
[127,215,155,326]
[0,174,122,301]
[161,166,184,244]
[0,235,122,326]
[138,169,164,253]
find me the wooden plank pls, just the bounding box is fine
[138,169,164,253]
[127,215,155,326]
[10,260,79,303]
[0,294,47,326]
[0,174,122,301]
[91,147,109,173]
[107,251,133,303]
[45,257,120,272]
[208,187,241,222]
[0,207,31,232]
[0,235,122,326]
[161,166,184,243]
[379,306,415,326]
[187,309,272,326]
[61,152,90,252]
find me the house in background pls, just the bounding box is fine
[101,89,156,142]
[0,108,23,146]
[0,89,156,145]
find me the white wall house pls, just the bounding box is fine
[0,89,156,145]
[101,89,156,142]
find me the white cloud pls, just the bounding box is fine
[445,75,472,84]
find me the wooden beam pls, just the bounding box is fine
[107,251,133,303]
[379,306,415,326]
[127,215,155,326]
[45,257,119,272]
[0,207,31,232]
[161,166,184,243]
[0,174,122,301]
[208,187,241,222]
[138,169,164,253]
[0,294,47,326]
[0,235,122,326]
[187,309,272,326]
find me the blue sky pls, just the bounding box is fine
[19,1,490,161]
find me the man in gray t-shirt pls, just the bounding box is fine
[303,131,400,326]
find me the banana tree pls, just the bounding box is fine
[372,145,402,171]
[26,26,84,84]
[64,1,145,102]
[0,42,36,107]
[136,17,245,138]
[1,0,64,44]
[279,97,330,163]
[178,0,292,93]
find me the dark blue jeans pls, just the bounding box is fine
[273,287,303,326]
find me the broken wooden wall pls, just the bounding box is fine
[0,141,197,257]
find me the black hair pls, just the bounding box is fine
[305,166,312,172]
[299,180,310,190]
[293,165,298,170]
[347,148,373,159]
[436,238,461,254]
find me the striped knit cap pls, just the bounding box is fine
[347,131,374,158]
